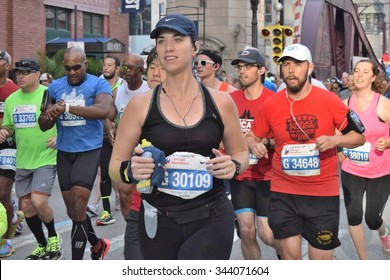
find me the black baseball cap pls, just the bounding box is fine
[15,58,40,71]
[150,14,198,40]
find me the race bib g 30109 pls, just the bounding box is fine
[158,152,213,199]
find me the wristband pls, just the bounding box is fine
[65,103,70,113]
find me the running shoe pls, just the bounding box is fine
[87,204,99,217]
[91,238,110,260]
[96,211,115,226]
[380,224,390,259]
[25,244,48,260]
[115,194,121,211]
[10,211,24,238]
[0,240,15,258]
[47,233,63,260]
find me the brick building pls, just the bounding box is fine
[0,0,129,65]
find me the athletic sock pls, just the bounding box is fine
[43,219,57,238]
[86,215,99,246]
[25,215,47,247]
[71,220,88,260]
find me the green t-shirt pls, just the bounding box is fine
[2,85,57,169]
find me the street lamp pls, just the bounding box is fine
[274,2,283,25]
[250,0,259,48]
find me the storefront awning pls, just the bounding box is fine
[46,37,126,54]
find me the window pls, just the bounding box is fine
[129,0,151,35]
[265,0,273,24]
[83,13,103,36]
[46,7,70,31]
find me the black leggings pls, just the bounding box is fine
[100,140,113,199]
[138,195,235,260]
[341,171,390,229]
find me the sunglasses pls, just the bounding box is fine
[15,70,37,76]
[193,60,215,67]
[234,64,259,71]
[64,61,87,72]
[122,64,143,71]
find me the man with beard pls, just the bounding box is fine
[246,43,365,260]
[87,55,124,225]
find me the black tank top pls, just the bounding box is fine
[140,83,225,209]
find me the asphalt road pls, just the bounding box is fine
[3,176,390,261]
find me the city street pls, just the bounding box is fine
[3,176,390,261]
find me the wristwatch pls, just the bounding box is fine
[231,159,241,178]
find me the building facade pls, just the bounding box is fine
[0,0,129,63]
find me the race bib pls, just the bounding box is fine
[158,152,213,199]
[0,148,16,171]
[59,99,86,126]
[342,142,371,165]
[281,143,320,176]
[13,105,37,128]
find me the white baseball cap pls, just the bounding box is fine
[278,43,312,63]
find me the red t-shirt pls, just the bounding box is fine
[230,87,275,181]
[251,86,348,196]
[0,79,19,119]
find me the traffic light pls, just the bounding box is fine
[272,25,283,63]
[260,27,271,38]
[283,26,294,37]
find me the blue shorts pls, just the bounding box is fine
[268,192,341,250]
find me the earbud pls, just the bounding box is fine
[308,70,311,76]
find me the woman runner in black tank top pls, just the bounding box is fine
[109,14,249,259]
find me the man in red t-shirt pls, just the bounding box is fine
[246,43,365,260]
[229,47,279,260]
[0,50,20,258]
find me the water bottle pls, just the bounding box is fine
[136,139,154,194]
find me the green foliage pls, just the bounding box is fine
[36,49,103,78]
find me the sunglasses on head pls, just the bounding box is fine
[122,64,143,71]
[193,60,215,67]
[64,61,87,72]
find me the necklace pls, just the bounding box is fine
[161,86,200,126]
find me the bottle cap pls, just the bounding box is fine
[140,139,152,148]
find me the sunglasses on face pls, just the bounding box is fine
[193,60,215,67]
[15,70,37,76]
[234,64,259,71]
[122,64,143,72]
[64,61,87,72]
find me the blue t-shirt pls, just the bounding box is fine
[48,74,112,152]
